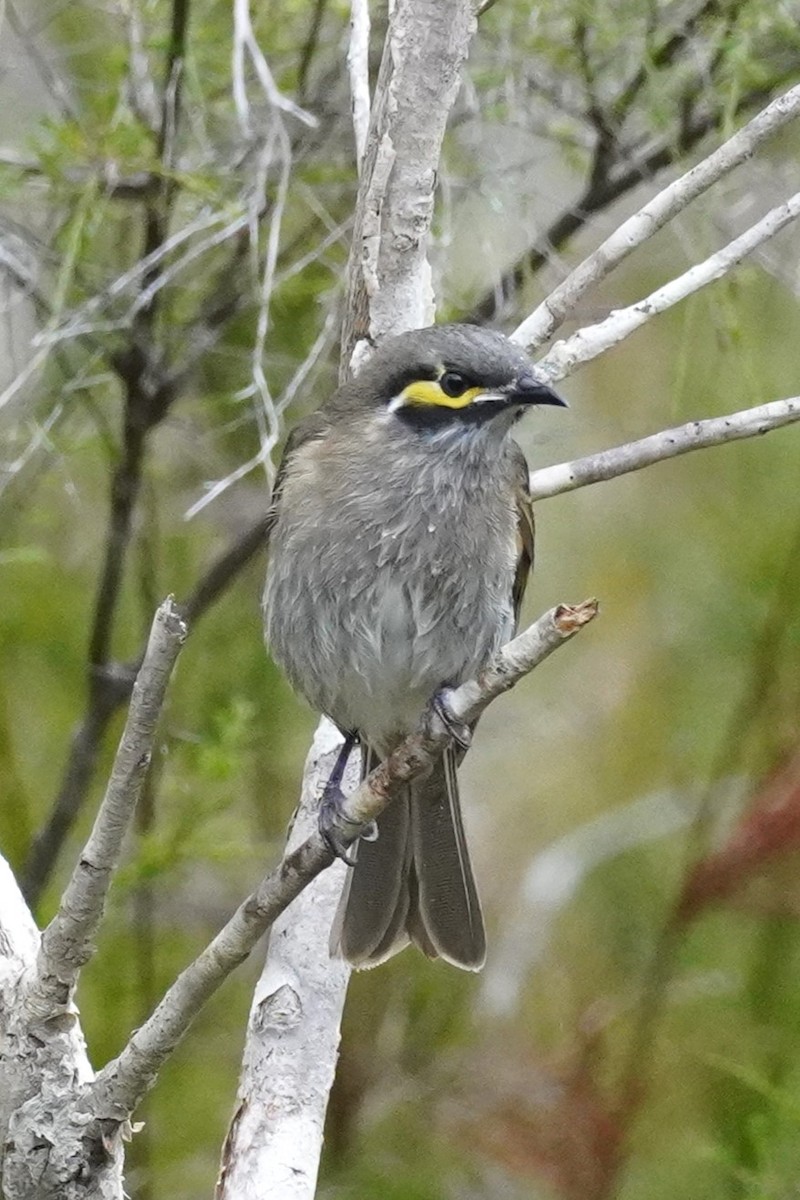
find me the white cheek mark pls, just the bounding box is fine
[386,393,406,414]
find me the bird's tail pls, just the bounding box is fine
[332,745,486,971]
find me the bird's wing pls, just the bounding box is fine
[510,441,535,628]
[266,411,329,540]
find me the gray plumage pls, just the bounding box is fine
[263,324,563,970]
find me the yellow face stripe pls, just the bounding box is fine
[399,379,486,410]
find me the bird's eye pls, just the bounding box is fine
[439,370,469,398]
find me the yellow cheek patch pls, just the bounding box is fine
[399,380,485,410]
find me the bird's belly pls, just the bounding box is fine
[333,578,493,745]
[265,540,515,751]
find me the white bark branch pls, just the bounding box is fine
[0,856,39,975]
[0,857,113,1200]
[341,0,476,367]
[24,599,186,1020]
[512,82,800,353]
[216,722,353,1200]
[0,855,45,1142]
[536,191,800,384]
[529,397,800,501]
[347,0,371,172]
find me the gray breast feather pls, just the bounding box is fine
[264,426,520,749]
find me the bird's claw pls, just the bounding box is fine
[319,786,376,865]
[432,688,472,751]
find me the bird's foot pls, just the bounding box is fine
[431,687,472,751]
[319,783,377,866]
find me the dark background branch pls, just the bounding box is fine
[466,45,780,325]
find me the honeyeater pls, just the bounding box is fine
[263,323,566,971]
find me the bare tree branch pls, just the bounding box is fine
[4,0,76,119]
[347,0,371,172]
[532,191,800,380]
[0,859,116,1200]
[216,721,353,1200]
[14,0,351,906]
[185,306,338,518]
[296,0,330,104]
[467,81,787,325]
[232,0,317,132]
[513,82,800,353]
[24,600,186,1020]
[341,0,476,366]
[0,149,158,199]
[529,397,800,501]
[21,0,199,907]
[0,859,43,1140]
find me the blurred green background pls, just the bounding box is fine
[1,1,800,1197]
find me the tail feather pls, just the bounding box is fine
[332,744,485,971]
[332,789,411,966]
[408,746,486,970]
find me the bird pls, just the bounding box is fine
[263,323,566,971]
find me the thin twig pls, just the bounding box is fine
[296,0,329,103]
[185,306,338,518]
[22,2,211,912]
[0,150,157,199]
[30,209,242,352]
[232,0,317,134]
[246,124,293,489]
[125,1,161,130]
[5,0,76,119]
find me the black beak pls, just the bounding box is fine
[510,371,568,407]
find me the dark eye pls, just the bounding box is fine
[440,370,469,398]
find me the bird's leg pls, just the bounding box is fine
[431,687,472,751]
[318,731,376,866]
[326,730,357,795]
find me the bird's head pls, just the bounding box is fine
[348,323,566,433]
